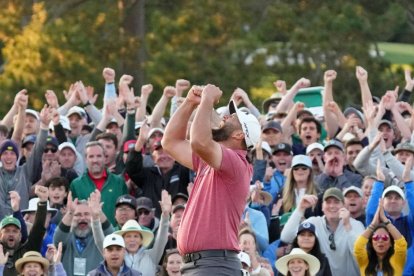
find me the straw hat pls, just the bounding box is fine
[114,219,154,248]
[275,248,320,276]
[15,251,49,273]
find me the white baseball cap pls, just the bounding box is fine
[306,142,324,155]
[21,198,57,216]
[103,233,125,248]
[58,142,77,154]
[291,154,312,168]
[343,186,363,197]
[382,185,405,200]
[25,109,39,121]
[67,106,86,118]
[228,100,261,149]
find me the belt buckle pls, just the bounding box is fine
[185,252,201,263]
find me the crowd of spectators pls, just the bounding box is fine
[0,66,413,275]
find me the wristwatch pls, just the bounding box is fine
[384,220,391,226]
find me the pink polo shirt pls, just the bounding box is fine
[177,144,251,254]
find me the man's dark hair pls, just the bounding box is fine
[44,176,69,192]
[345,139,364,150]
[96,132,118,149]
[299,117,321,134]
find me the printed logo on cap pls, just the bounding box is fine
[302,222,311,229]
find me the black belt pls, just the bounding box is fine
[183,250,238,263]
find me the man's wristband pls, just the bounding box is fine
[384,220,391,226]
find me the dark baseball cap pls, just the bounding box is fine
[22,135,36,148]
[45,136,59,148]
[172,204,186,214]
[297,222,316,235]
[172,193,189,204]
[273,143,292,155]
[323,140,344,152]
[262,121,283,133]
[136,197,154,211]
[116,195,137,209]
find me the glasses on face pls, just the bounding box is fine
[329,233,336,250]
[44,147,58,153]
[270,103,278,108]
[372,234,390,242]
[293,166,309,171]
[138,209,150,216]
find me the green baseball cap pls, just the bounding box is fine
[323,187,344,202]
[0,216,21,229]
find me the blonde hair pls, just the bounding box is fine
[282,168,317,213]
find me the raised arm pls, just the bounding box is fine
[356,66,373,110]
[148,190,171,263]
[11,90,28,144]
[89,190,105,255]
[323,70,342,138]
[162,86,202,170]
[171,79,191,115]
[1,90,26,128]
[190,85,223,169]
[275,78,310,114]
[231,88,261,118]
[150,86,176,128]
[136,84,153,122]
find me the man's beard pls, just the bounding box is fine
[212,124,234,142]
[72,225,92,238]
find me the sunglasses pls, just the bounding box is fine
[329,233,336,250]
[372,234,390,242]
[138,209,150,216]
[44,147,58,153]
[293,166,309,171]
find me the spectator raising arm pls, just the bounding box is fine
[136,84,153,122]
[150,86,176,128]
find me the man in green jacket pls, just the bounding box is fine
[70,141,128,225]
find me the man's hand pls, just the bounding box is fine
[66,192,78,215]
[201,84,222,104]
[39,105,53,128]
[141,84,153,97]
[86,86,98,105]
[324,155,343,177]
[46,242,63,265]
[51,108,60,126]
[176,79,191,96]
[103,67,115,83]
[355,66,368,82]
[88,189,103,220]
[339,207,351,229]
[298,195,318,211]
[119,74,134,86]
[0,244,9,265]
[185,85,203,106]
[45,90,59,108]
[402,155,413,183]
[163,86,176,99]
[291,78,311,91]
[273,80,287,96]
[35,185,49,202]
[10,191,20,212]
[159,190,172,216]
[369,132,383,152]
[324,70,337,83]
[405,69,414,91]
[15,89,29,111]
[63,83,81,106]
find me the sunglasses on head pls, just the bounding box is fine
[44,147,58,153]
[329,233,336,250]
[293,166,309,171]
[372,234,389,242]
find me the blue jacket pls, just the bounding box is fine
[366,181,414,275]
[88,262,142,276]
[243,207,269,254]
[263,239,280,275]
[263,169,285,202]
